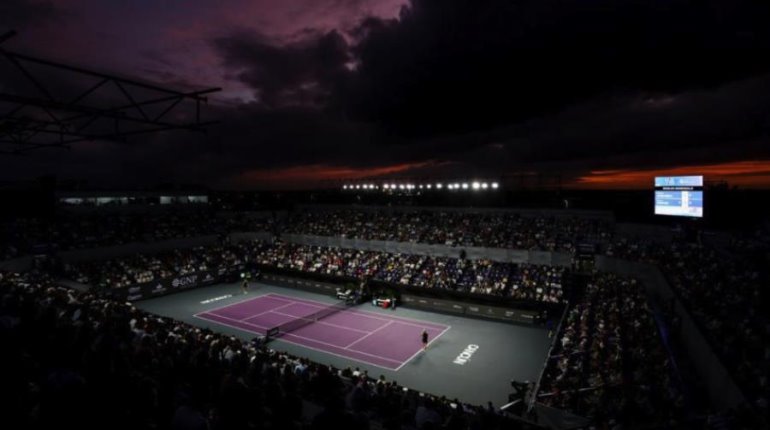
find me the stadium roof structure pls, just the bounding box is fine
[0,30,220,155]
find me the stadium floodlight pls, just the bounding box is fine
[491,182,499,189]
[461,183,469,189]
[399,184,405,190]
[482,183,488,189]
[472,182,480,190]
[390,183,396,189]
[343,185,348,190]
[436,183,443,189]
[383,184,389,189]
[426,184,432,189]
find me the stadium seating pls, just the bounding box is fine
[0,270,539,430]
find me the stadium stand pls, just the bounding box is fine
[0,270,543,430]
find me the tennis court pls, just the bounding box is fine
[194,293,451,370]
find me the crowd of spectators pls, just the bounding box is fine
[1,208,614,259]
[63,243,251,289]
[64,240,565,303]
[538,273,684,426]
[0,211,275,256]
[604,235,769,420]
[284,210,612,252]
[0,270,541,430]
[255,241,564,302]
[8,206,770,426]
[656,244,768,420]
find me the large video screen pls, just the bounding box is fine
[654,176,703,217]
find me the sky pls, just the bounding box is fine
[1,0,770,190]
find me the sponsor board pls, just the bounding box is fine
[201,294,233,304]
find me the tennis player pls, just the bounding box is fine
[421,329,429,351]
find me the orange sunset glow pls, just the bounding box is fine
[226,161,440,188]
[573,160,770,189]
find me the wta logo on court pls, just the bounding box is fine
[453,344,479,365]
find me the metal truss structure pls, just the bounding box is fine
[0,31,221,154]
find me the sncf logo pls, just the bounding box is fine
[453,344,479,365]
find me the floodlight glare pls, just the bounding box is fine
[343,185,348,190]
[436,183,443,189]
[492,182,499,189]
[482,183,488,189]
[472,182,480,190]
[461,183,469,189]
[426,184,432,189]
[399,184,405,190]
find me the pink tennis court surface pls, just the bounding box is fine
[194,293,451,370]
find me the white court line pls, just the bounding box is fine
[196,312,269,330]
[195,292,450,371]
[197,312,402,365]
[192,314,268,337]
[264,293,450,331]
[193,313,401,370]
[193,292,291,317]
[343,320,394,349]
[269,310,372,334]
[283,332,402,364]
[195,309,444,372]
[275,336,401,371]
[394,325,452,371]
[198,314,401,370]
[235,301,297,322]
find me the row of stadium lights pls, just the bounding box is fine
[342,182,499,191]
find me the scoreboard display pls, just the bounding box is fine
[654,176,703,217]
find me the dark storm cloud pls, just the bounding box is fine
[0,0,58,29]
[4,0,770,188]
[208,0,770,169]
[212,30,351,109]
[343,0,770,136]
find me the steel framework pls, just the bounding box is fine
[0,30,221,154]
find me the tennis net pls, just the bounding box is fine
[266,300,349,340]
